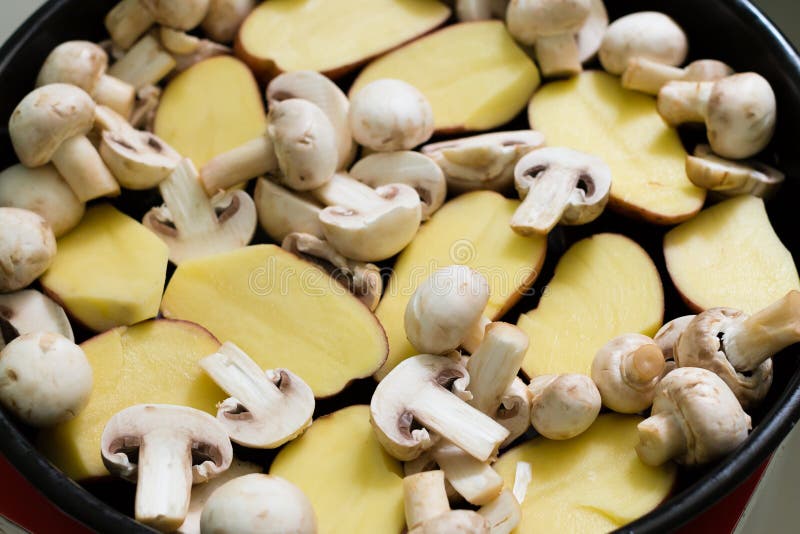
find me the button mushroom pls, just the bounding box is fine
[200,135,278,195]
[0,290,74,343]
[635,367,751,466]
[685,144,784,198]
[591,334,666,414]
[657,73,777,159]
[506,0,592,78]
[575,0,609,64]
[311,173,422,262]
[421,130,545,193]
[107,35,177,90]
[9,84,120,203]
[404,470,490,533]
[0,208,56,293]
[349,79,435,152]
[528,374,601,440]
[654,315,695,371]
[599,11,688,76]
[143,158,257,264]
[202,0,256,43]
[105,0,211,50]
[622,58,734,96]
[199,474,317,534]
[200,342,314,448]
[254,178,325,243]
[0,332,92,427]
[510,147,612,236]
[371,353,510,461]
[350,151,446,220]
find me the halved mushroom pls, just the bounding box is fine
[312,173,422,262]
[200,342,314,448]
[599,11,688,76]
[575,0,609,63]
[370,353,509,461]
[478,489,522,534]
[108,35,177,90]
[0,208,57,293]
[105,0,211,50]
[510,147,611,236]
[201,136,278,195]
[528,374,601,440]
[143,158,257,264]
[202,0,256,43]
[254,178,325,243]
[686,144,784,198]
[636,367,751,466]
[350,151,446,219]
[0,290,74,343]
[101,404,233,532]
[404,470,490,533]
[100,125,181,190]
[421,131,545,193]
[622,58,733,96]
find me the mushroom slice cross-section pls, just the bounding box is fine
[511,147,612,236]
[200,342,315,448]
[101,403,233,532]
[685,144,784,198]
[100,126,181,190]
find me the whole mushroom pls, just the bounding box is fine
[622,58,733,96]
[528,374,601,440]
[654,315,695,373]
[0,208,56,293]
[599,12,688,76]
[253,178,325,243]
[105,0,211,49]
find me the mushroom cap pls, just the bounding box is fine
[528,374,601,440]
[506,0,592,44]
[101,404,233,484]
[686,144,784,198]
[254,178,324,243]
[599,11,688,75]
[654,315,695,363]
[675,308,773,409]
[36,41,108,93]
[100,128,181,190]
[409,509,490,534]
[0,208,57,293]
[143,0,211,30]
[576,0,609,63]
[0,289,74,342]
[0,332,92,427]
[10,84,96,168]
[199,474,317,534]
[405,265,490,355]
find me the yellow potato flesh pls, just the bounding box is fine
[38,320,222,480]
[495,414,676,533]
[528,71,705,223]
[352,21,540,132]
[270,405,405,534]
[375,191,547,379]
[664,195,800,314]
[518,233,663,377]
[40,205,168,332]
[155,56,267,168]
[160,245,388,397]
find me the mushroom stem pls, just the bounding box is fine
[536,33,582,78]
[635,412,686,467]
[93,75,137,119]
[431,443,503,505]
[158,159,219,235]
[624,343,666,386]
[466,322,529,415]
[108,35,176,90]
[51,135,119,202]
[622,60,685,95]
[657,81,713,126]
[478,490,522,534]
[404,470,451,530]
[311,173,385,211]
[105,0,154,49]
[200,135,277,195]
[461,315,491,354]
[511,166,578,235]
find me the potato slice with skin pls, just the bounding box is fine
[155,56,267,168]
[665,195,800,314]
[495,414,676,533]
[161,245,388,398]
[352,21,540,134]
[528,71,705,224]
[270,405,405,534]
[236,0,451,82]
[518,233,663,378]
[38,319,223,480]
[375,191,547,380]
[40,205,168,333]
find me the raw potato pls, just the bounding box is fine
[270,405,405,534]
[352,21,540,133]
[375,191,546,379]
[518,234,663,377]
[155,56,267,168]
[40,205,168,332]
[161,245,388,397]
[529,71,705,224]
[495,414,676,533]
[38,320,223,480]
[236,0,451,81]
[664,196,800,314]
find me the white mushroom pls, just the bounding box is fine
[528,374,601,440]
[575,0,609,63]
[107,35,177,90]
[0,208,56,293]
[622,58,733,96]
[404,471,491,533]
[101,404,233,532]
[130,85,162,131]
[143,159,257,264]
[0,332,92,427]
[421,130,545,193]
[200,342,315,448]
[202,0,256,43]
[685,144,784,198]
[599,12,688,76]
[477,489,522,534]
[654,315,695,369]
[200,136,278,195]
[511,147,611,236]
[658,73,777,159]
[200,474,317,534]
[105,0,211,50]
[429,442,504,505]
[253,178,325,243]
[99,123,181,190]
[0,164,85,237]
[349,79,434,152]
[636,367,751,466]
[0,290,74,343]
[9,84,119,202]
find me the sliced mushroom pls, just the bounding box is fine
[100,126,181,190]
[0,208,56,293]
[654,315,695,371]
[686,144,784,198]
[511,147,611,236]
[658,73,777,159]
[576,0,609,63]
[0,332,92,427]
[254,178,325,243]
[636,367,751,466]
[370,353,509,461]
[350,151,447,219]
[0,290,74,342]
[101,404,233,532]
[108,34,177,90]
[599,11,688,76]
[404,471,491,533]
[421,131,545,193]
[312,173,422,262]
[201,136,278,194]
[622,58,733,96]
[143,158,257,264]
[130,85,162,131]
[9,84,119,202]
[202,0,256,43]
[105,0,211,50]
[528,374,601,440]
[282,233,383,311]
[591,334,666,414]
